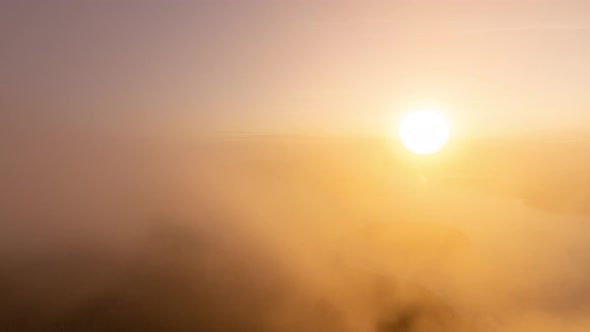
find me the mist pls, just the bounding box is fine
[2,124,590,332]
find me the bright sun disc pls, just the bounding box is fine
[399,110,450,155]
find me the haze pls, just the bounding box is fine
[2,1,590,332]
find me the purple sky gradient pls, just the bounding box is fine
[2,1,590,136]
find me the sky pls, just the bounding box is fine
[3,0,590,137]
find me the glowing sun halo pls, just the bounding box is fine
[399,110,450,155]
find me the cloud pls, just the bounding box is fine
[2,135,590,331]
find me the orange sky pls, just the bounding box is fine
[2,1,590,137]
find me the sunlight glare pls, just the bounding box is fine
[399,110,450,155]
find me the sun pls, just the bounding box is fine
[399,110,450,155]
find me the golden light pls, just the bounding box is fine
[399,110,450,155]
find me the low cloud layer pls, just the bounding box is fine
[2,133,590,332]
